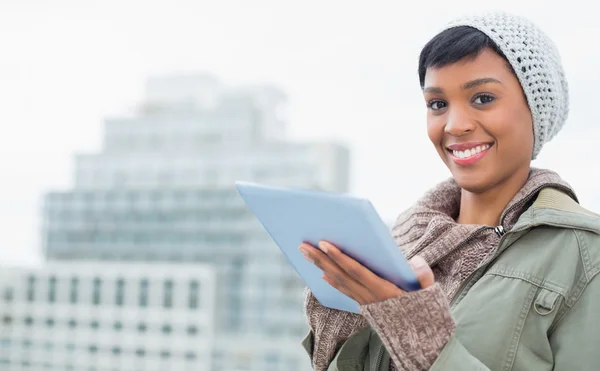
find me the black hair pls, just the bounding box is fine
[418,26,511,88]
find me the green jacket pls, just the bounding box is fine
[302,188,600,370]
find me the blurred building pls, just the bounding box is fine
[0,262,216,371]
[30,74,350,371]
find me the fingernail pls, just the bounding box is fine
[318,241,329,253]
[298,246,313,262]
[410,255,427,270]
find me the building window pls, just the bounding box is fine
[70,277,79,304]
[161,324,172,334]
[188,280,199,309]
[92,278,102,305]
[113,321,123,331]
[137,323,147,333]
[2,315,12,326]
[139,279,149,307]
[185,351,197,361]
[187,325,198,336]
[22,339,32,348]
[163,280,174,308]
[160,350,171,359]
[68,319,77,329]
[3,288,13,303]
[24,316,34,326]
[48,276,57,303]
[46,318,55,327]
[90,320,99,330]
[115,278,125,306]
[26,275,36,302]
[112,346,121,355]
[135,348,146,357]
[88,345,98,354]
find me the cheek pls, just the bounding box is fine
[427,115,450,164]
[426,115,444,147]
[493,106,534,156]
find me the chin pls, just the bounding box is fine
[449,168,498,194]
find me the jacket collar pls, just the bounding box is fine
[513,188,600,235]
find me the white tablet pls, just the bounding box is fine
[235,181,420,314]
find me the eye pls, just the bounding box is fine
[427,100,447,111]
[473,94,495,105]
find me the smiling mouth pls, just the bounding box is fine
[447,143,492,159]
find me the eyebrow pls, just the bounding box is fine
[423,77,503,94]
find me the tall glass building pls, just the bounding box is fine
[40,74,350,370]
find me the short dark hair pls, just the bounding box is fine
[418,26,511,88]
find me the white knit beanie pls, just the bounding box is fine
[444,12,569,159]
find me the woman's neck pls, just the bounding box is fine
[457,168,530,226]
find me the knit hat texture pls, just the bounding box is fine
[443,12,569,159]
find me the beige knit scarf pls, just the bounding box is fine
[390,168,575,301]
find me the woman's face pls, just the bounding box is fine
[423,48,533,194]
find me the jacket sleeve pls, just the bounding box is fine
[302,288,369,371]
[360,284,460,370]
[361,284,492,370]
[362,274,600,371]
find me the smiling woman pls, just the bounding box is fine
[298,11,600,371]
[423,47,539,226]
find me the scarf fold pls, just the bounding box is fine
[390,168,575,301]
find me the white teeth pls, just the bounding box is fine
[452,144,490,159]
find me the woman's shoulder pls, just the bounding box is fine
[513,187,600,286]
[520,187,599,229]
[530,186,600,242]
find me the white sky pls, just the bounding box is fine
[0,0,598,265]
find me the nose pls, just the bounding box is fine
[444,107,476,137]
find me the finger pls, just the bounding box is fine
[319,241,400,302]
[299,243,346,277]
[410,255,435,289]
[301,242,374,304]
[322,274,362,303]
[319,241,389,287]
[324,273,376,305]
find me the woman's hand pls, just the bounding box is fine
[298,240,435,305]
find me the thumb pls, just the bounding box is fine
[410,255,435,289]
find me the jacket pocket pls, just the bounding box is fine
[451,268,564,371]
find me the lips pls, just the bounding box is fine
[450,144,490,159]
[446,142,493,166]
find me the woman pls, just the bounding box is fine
[298,11,600,371]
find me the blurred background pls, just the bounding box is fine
[0,1,598,370]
